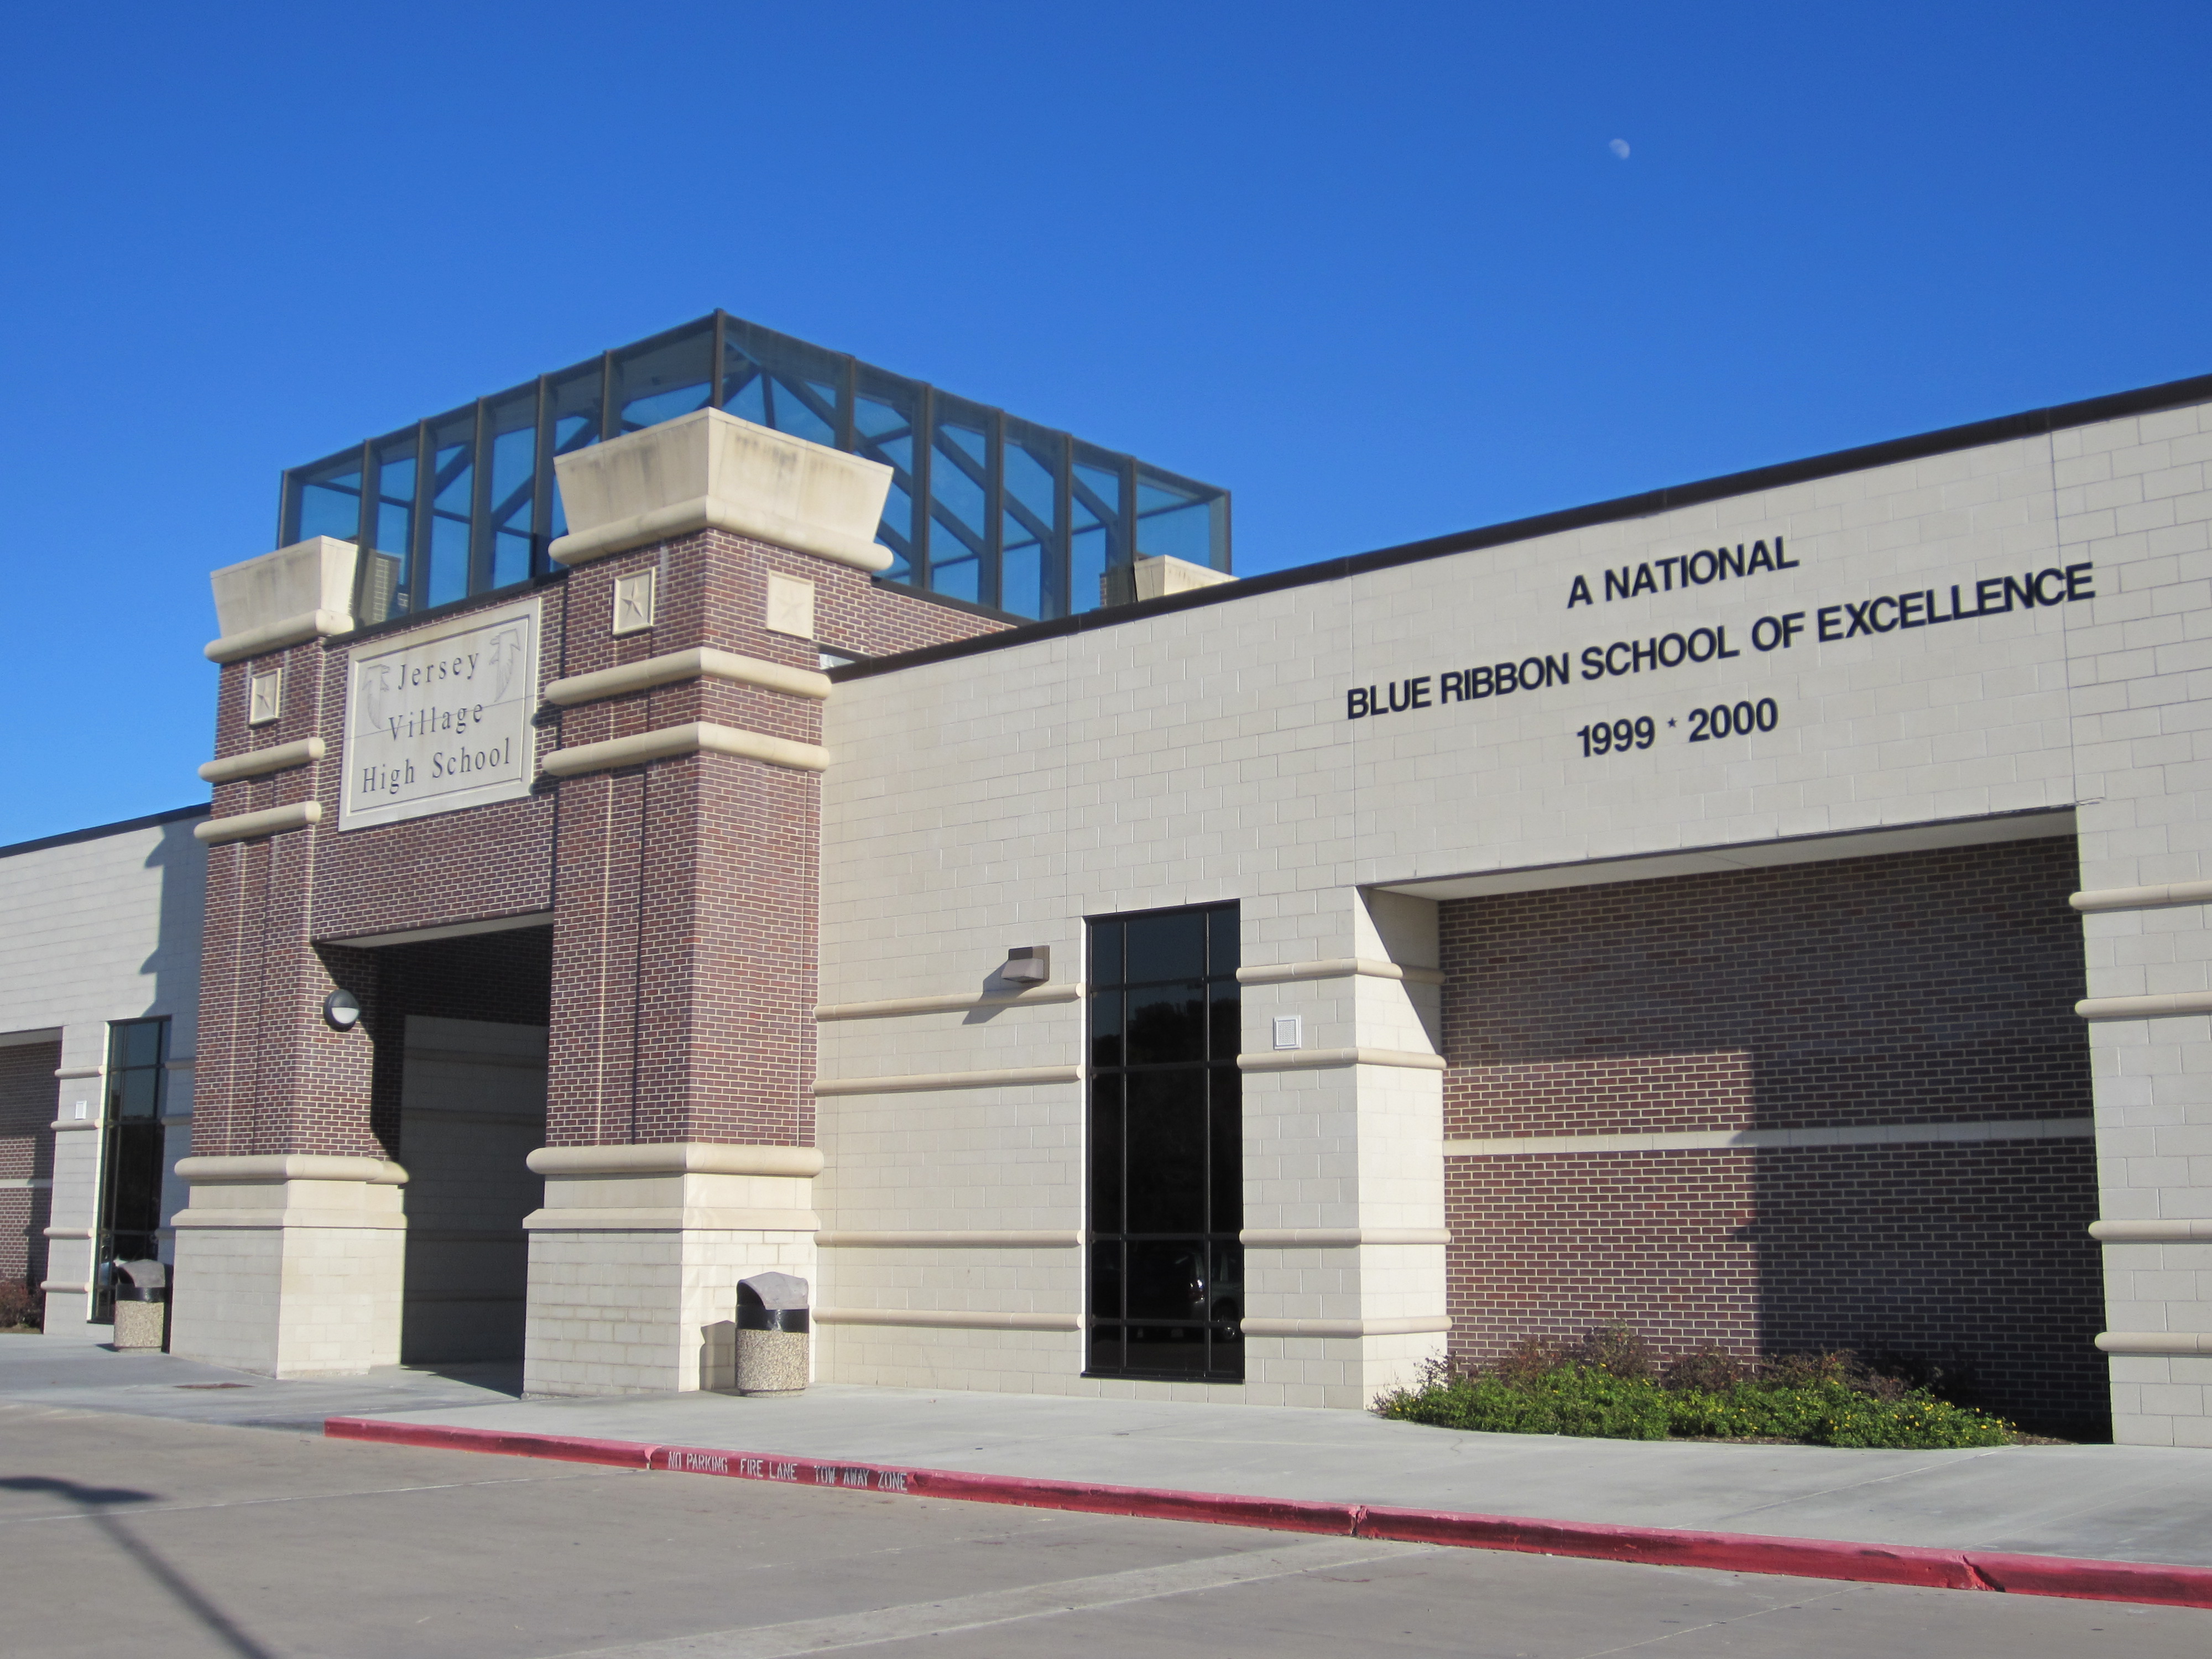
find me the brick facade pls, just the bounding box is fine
[0,1041,58,1286]
[1440,838,2104,1432]
[191,538,1005,1167]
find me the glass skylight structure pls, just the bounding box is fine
[280,312,1230,628]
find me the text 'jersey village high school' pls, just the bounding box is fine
[7,310,2212,1448]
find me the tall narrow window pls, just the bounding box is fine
[1087,904,1242,1381]
[96,1018,168,1318]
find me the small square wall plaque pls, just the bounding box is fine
[612,568,658,636]
[1272,1015,1303,1050]
[248,667,283,726]
[766,572,816,639]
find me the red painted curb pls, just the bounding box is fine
[325,1416,654,1468]
[324,1417,2212,1609]
[1965,1550,2212,1610]
[654,1443,1361,1534]
[1354,1505,1982,1592]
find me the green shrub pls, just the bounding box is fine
[1378,1361,1671,1440]
[0,1277,41,1331]
[1376,1339,2017,1450]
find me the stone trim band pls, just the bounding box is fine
[203,608,351,664]
[544,647,831,708]
[815,1230,1084,1248]
[175,1155,408,1183]
[1236,958,1446,987]
[2090,1219,2212,1243]
[1443,1118,2094,1157]
[2076,992,2212,1021]
[199,737,326,784]
[813,1065,1082,1097]
[2072,879,2212,913]
[541,721,830,779]
[2096,1332,2212,1357]
[194,801,323,844]
[1240,1228,1452,1246]
[1240,1316,1453,1338]
[526,1144,824,1178]
[1239,1047,1447,1073]
[814,1308,1083,1332]
[815,985,1083,1020]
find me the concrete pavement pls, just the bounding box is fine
[11,1332,2212,1576]
[2,1406,2205,1658]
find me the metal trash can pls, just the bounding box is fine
[733,1272,808,1395]
[112,1259,167,1352]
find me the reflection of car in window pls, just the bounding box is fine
[1210,1248,1243,1343]
[1211,1296,1242,1344]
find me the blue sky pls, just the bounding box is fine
[2,2,2207,843]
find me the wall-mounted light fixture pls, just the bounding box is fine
[322,989,363,1031]
[1001,946,1050,985]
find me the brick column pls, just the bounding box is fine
[170,539,406,1377]
[522,411,890,1395]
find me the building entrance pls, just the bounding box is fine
[362,926,552,1366]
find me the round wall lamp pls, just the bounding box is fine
[322,989,363,1031]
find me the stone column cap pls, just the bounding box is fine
[528,1142,823,1178]
[548,408,893,573]
[175,1155,408,1185]
[205,538,360,662]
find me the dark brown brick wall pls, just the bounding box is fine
[194,525,1005,1166]
[0,1042,58,1284]
[1444,839,2091,1136]
[543,531,834,1150]
[1439,838,2104,1432]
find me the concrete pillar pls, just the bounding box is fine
[168,1155,405,1375]
[1235,888,1450,1408]
[39,1026,105,1338]
[523,1145,821,1395]
[2059,404,2212,1445]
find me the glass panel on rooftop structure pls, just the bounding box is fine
[1001,419,1063,620]
[722,320,844,448]
[424,409,475,611]
[854,366,918,581]
[290,452,364,544]
[614,321,712,434]
[353,431,415,624]
[1072,447,1126,612]
[927,393,993,607]
[281,310,1226,628]
[485,387,539,592]
[1136,466,1225,568]
[545,360,603,542]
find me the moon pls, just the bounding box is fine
[1609,138,1631,160]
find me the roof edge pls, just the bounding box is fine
[829,367,2212,685]
[0,802,212,861]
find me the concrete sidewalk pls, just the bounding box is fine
[332,1384,2212,1569]
[10,1334,2211,1573]
[0,1330,519,1428]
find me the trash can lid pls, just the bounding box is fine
[737,1271,808,1310]
[116,1258,167,1291]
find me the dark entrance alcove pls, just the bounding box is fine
[357,925,552,1369]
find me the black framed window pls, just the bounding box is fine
[1087,903,1242,1381]
[95,1018,169,1319]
